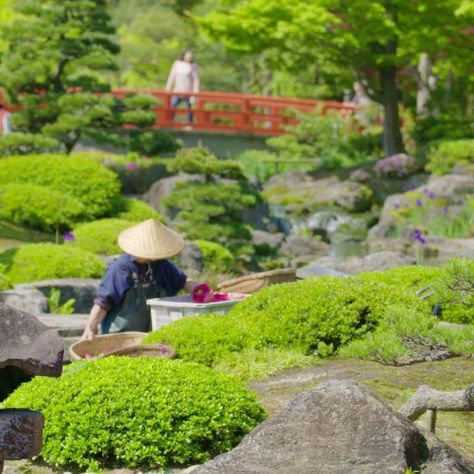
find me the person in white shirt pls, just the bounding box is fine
[165,49,200,123]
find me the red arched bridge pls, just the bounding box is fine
[112,89,356,136]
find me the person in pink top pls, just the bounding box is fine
[165,49,200,123]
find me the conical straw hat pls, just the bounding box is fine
[118,219,184,260]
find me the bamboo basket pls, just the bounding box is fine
[217,268,297,294]
[69,332,148,361]
[107,344,176,359]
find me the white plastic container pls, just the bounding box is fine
[147,294,246,331]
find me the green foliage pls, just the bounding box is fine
[114,130,180,156]
[413,113,474,145]
[0,1,158,153]
[0,243,105,284]
[3,357,265,471]
[0,154,122,220]
[47,288,75,315]
[339,305,474,364]
[145,277,429,367]
[71,218,134,256]
[117,198,164,223]
[358,265,442,295]
[163,147,258,259]
[213,348,319,381]
[267,109,376,170]
[0,263,11,290]
[0,133,59,156]
[426,139,474,175]
[432,258,474,324]
[194,239,235,273]
[0,183,85,233]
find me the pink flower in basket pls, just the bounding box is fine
[192,283,214,303]
[212,292,230,302]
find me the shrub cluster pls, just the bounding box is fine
[0,183,85,232]
[0,243,105,284]
[194,239,235,273]
[70,218,134,255]
[0,153,122,221]
[117,198,164,223]
[3,357,265,471]
[145,277,430,365]
[426,139,474,175]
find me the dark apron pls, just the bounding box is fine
[101,266,166,334]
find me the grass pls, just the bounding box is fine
[0,220,52,251]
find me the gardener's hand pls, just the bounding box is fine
[81,325,95,341]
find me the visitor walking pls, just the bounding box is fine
[0,104,12,135]
[81,219,200,339]
[165,49,200,123]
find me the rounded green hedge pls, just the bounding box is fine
[194,239,235,273]
[0,153,122,220]
[3,357,266,471]
[71,218,135,255]
[426,139,474,175]
[145,277,430,364]
[117,198,164,222]
[0,243,105,284]
[0,183,85,232]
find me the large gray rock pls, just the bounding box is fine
[251,230,285,249]
[0,303,63,400]
[16,279,100,314]
[0,410,44,460]
[280,235,330,258]
[0,289,47,315]
[309,251,414,275]
[195,380,473,474]
[176,242,204,278]
[424,174,474,205]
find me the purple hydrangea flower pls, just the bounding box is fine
[442,206,449,213]
[415,199,423,207]
[393,203,401,210]
[126,162,138,171]
[422,188,429,195]
[428,191,436,199]
[63,231,75,241]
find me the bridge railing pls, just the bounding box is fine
[112,89,356,136]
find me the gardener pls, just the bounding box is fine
[81,219,199,340]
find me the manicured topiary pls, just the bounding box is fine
[3,357,266,471]
[117,198,164,222]
[0,183,85,232]
[0,243,105,284]
[71,218,135,255]
[145,277,430,364]
[194,239,235,273]
[358,265,442,294]
[0,154,122,220]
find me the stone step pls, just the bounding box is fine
[36,313,88,337]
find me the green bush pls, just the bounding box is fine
[358,265,442,294]
[0,183,85,232]
[339,305,474,364]
[71,218,134,255]
[426,139,474,175]
[0,243,105,284]
[432,258,474,324]
[0,264,11,290]
[145,277,430,366]
[413,113,474,145]
[0,154,122,220]
[194,240,235,273]
[3,357,265,471]
[0,132,59,156]
[117,198,164,222]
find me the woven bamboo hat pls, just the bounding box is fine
[118,219,184,260]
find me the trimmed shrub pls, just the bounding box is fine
[3,357,265,471]
[0,132,59,156]
[145,277,430,364]
[194,239,235,273]
[426,139,474,175]
[0,243,105,284]
[71,218,134,255]
[0,154,122,220]
[117,198,164,222]
[0,183,85,232]
[358,265,442,294]
[432,258,474,324]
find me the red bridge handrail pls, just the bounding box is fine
[112,89,356,136]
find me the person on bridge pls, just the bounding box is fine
[81,219,200,340]
[165,49,200,124]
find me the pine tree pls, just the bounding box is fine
[0,0,156,152]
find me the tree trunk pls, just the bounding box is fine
[416,53,433,115]
[379,66,405,156]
